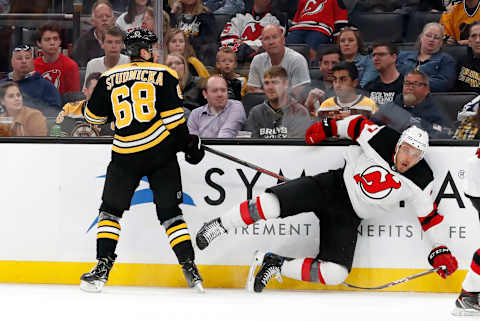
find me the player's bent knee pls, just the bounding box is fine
[258,192,281,219]
[99,211,121,222]
[156,205,183,224]
[321,262,349,285]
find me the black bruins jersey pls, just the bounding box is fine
[85,61,187,155]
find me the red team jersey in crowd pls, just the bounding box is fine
[290,0,348,36]
[34,53,81,94]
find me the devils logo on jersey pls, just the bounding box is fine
[354,165,401,199]
[241,23,264,41]
[302,0,327,16]
[42,69,61,89]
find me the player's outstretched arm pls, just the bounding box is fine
[305,115,375,145]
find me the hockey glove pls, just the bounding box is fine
[305,118,338,145]
[428,246,458,278]
[184,134,205,165]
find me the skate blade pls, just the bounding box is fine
[451,307,480,317]
[246,250,265,292]
[80,280,104,293]
[193,281,205,293]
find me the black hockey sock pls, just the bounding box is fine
[96,216,121,259]
[165,220,195,263]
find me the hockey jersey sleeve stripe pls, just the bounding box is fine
[472,249,480,275]
[301,258,314,282]
[112,130,170,154]
[347,115,367,141]
[160,107,184,118]
[84,106,108,124]
[115,119,164,142]
[418,204,444,232]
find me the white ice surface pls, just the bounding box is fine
[0,283,477,321]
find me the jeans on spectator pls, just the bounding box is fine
[286,29,331,51]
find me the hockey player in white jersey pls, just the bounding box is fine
[195,115,458,292]
[453,143,480,316]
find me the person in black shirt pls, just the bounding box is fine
[364,42,403,105]
[455,21,480,93]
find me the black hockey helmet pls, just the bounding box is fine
[124,29,158,58]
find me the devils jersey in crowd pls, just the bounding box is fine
[34,53,80,94]
[84,61,188,155]
[338,115,445,246]
[290,0,348,37]
[220,10,281,48]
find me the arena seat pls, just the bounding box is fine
[309,67,322,81]
[430,92,478,128]
[286,44,310,65]
[350,13,404,43]
[242,92,266,116]
[214,14,233,40]
[443,45,468,63]
[405,11,443,42]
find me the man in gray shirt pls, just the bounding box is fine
[247,24,311,99]
[246,66,313,138]
[188,75,246,138]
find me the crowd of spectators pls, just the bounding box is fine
[1,0,480,141]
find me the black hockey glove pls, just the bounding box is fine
[185,134,205,165]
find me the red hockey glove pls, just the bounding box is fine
[305,118,338,145]
[428,246,458,278]
[184,134,205,165]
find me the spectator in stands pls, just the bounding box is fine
[453,94,480,139]
[84,27,129,88]
[304,46,341,115]
[220,0,282,63]
[455,20,480,93]
[397,22,456,92]
[372,70,449,138]
[55,72,114,136]
[71,0,115,67]
[1,45,61,116]
[441,0,480,45]
[0,0,9,13]
[350,0,446,14]
[165,28,210,78]
[246,66,312,138]
[142,7,171,39]
[287,0,348,52]
[165,53,205,111]
[188,75,246,138]
[0,82,47,136]
[337,26,371,87]
[317,61,377,118]
[364,42,403,105]
[34,22,80,95]
[204,0,245,14]
[170,0,217,66]
[247,24,311,98]
[211,47,247,101]
[116,0,151,33]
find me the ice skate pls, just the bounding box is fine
[182,259,205,293]
[246,251,284,293]
[80,255,115,293]
[195,218,227,250]
[452,289,480,316]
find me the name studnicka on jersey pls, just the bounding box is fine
[105,69,164,90]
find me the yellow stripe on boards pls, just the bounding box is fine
[170,235,191,248]
[97,232,119,241]
[166,223,187,235]
[0,262,466,292]
[160,107,184,118]
[98,220,120,229]
[112,130,170,154]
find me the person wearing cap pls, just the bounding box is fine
[195,114,458,294]
[0,44,61,117]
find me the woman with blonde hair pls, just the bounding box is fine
[169,0,217,66]
[0,82,47,136]
[165,28,210,78]
[164,53,205,110]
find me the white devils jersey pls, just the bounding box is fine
[220,12,281,48]
[336,115,445,244]
[464,143,480,198]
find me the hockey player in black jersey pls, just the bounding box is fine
[195,115,458,292]
[453,142,480,316]
[80,29,205,293]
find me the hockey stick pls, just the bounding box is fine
[341,266,446,290]
[203,145,290,182]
